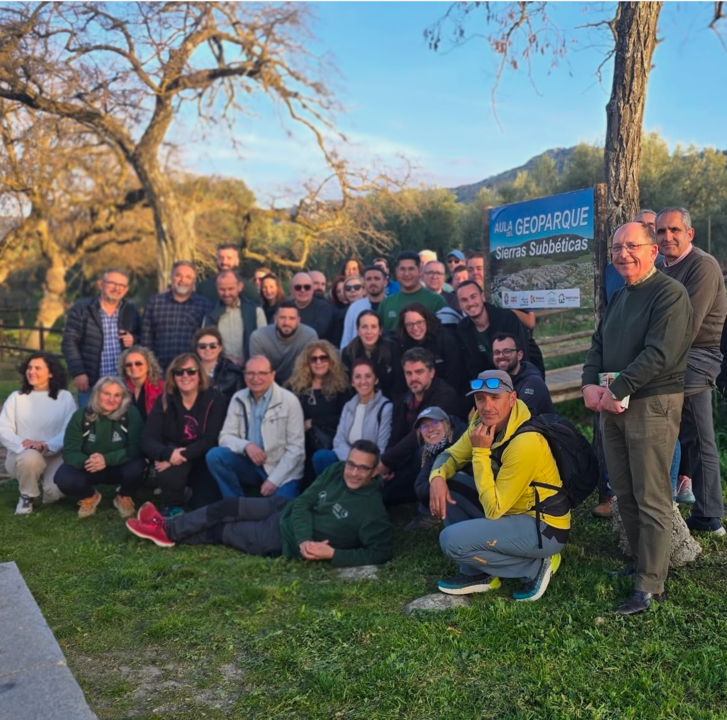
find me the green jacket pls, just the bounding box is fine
[279,462,393,567]
[62,405,143,469]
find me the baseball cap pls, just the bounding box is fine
[447,250,465,262]
[414,406,450,428]
[465,370,515,397]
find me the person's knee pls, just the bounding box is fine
[206,446,234,473]
[16,449,46,476]
[439,525,463,559]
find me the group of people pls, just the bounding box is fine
[1,207,724,614]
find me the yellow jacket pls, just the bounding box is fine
[429,399,570,530]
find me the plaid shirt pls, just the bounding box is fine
[141,291,213,370]
[99,304,121,377]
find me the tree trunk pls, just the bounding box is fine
[604,1,663,241]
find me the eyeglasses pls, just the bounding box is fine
[492,349,517,357]
[404,320,426,330]
[173,367,198,377]
[344,284,363,292]
[103,280,128,289]
[197,343,219,350]
[345,459,375,474]
[124,360,145,368]
[424,271,445,276]
[470,377,509,391]
[244,370,272,378]
[293,284,312,291]
[310,354,330,364]
[419,419,442,433]
[611,243,651,255]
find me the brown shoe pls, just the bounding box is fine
[591,497,614,518]
[78,491,102,519]
[114,494,136,519]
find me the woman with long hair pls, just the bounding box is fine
[260,273,285,323]
[288,340,351,486]
[118,345,164,421]
[342,310,401,399]
[340,258,365,278]
[55,376,145,519]
[191,327,242,401]
[395,302,464,394]
[142,353,227,516]
[0,352,76,514]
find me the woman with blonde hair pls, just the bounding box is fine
[118,345,164,421]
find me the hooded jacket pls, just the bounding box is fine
[332,390,393,461]
[510,361,555,416]
[279,461,393,567]
[429,399,570,531]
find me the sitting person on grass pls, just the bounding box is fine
[431,370,570,602]
[55,376,145,519]
[0,352,76,514]
[126,440,393,568]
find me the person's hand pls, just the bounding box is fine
[598,393,627,415]
[260,480,277,497]
[470,421,496,450]
[245,443,267,466]
[74,374,90,393]
[154,460,172,473]
[304,419,312,432]
[582,385,607,412]
[376,462,394,481]
[118,330,134,348]
[169,448,187,466]
[22,439,47,453]
[300,540,334,561]
[430,476,456,520]
[84,453,106,473]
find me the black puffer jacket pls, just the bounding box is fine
[61,298,141,384]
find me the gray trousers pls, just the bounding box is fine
[165,496,291,556]
[439,473,566,581]
[681,347,724,519]
[602,393,683,594]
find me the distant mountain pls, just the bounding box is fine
[449,147,577,204]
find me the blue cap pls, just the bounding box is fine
[447,250,465,262]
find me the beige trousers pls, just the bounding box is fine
[5,448,64,502]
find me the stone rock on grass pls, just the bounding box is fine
[335,565,379,580]
[404,593,470,613]
[611,498,702,568]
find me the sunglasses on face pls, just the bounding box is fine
[470,378,508,391]
[293,284,312,292]
[197,343,219,350]
[345,284,363,292]
[124,360,145,368]
[173,367,198,377]
[310,354,330,364]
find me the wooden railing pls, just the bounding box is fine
[0,320,63,360]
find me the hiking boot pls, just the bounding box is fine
[608,566,636,577]
[162,505,184,519]
[405,514,441,532]
[675,476,696,505]
[512,553,562,602]
[113,494,135,519]
[616,590,665,615]
[78,491,102,519]
[591,497,615,518]
[15,494,33,515]
[137,501,164,525]
[437,572,501,595]
[686,516,726,537]
[126,517,175,548]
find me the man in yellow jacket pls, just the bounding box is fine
[430,370,570,601]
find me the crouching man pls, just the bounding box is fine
[430,370,570,602]
[126,440,393,568]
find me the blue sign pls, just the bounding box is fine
[488,188,595,309]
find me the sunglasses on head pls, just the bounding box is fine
[293,284,312,292]
[345,284,363,292]
[470,377,508,391]
[310,354,330,363]
[124,360,145,368]
[197,343,219,350]
[173,367,198,377]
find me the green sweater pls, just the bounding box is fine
[62,405,143,468]
[279,462,393,567]
[582,270,693,400]
[378,286,447,331]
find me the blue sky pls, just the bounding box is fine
[179,2,727,202]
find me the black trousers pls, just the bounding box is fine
[165,496,291,556]
[55,457,147,500]
[156,458,222,509]
[383,447,423,506]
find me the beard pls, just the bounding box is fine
[172,283,193,296]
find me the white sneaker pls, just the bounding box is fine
[15,495,33,515]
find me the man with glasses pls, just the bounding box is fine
[340,265,388,349]
[582,221,693,615]
[378,252,447,332]
[249,300,317,384]
[492,333,554,416]
[127,440,392,568]
[206,354,306,499]
[291,271,336,343]
[432,370,569,602]
[62,268,140,408]
[446,250,466,283]
[423,260,457,309]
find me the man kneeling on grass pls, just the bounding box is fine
[126,440,393,567]
[430,370,570,602]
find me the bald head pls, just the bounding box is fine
[291,272,314,308]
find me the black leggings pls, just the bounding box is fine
[55,458,147,500]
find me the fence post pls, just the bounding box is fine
[39,325,45,351]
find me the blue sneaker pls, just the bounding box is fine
[686,516,726,537]
[512,553,562,602]
[437,572,501,595]
[162,506,184,519]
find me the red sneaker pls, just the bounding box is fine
[137,501,164,525]
[126,517,175,548]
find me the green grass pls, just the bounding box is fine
[3,481,727,719]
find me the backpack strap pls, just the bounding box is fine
[376,401,392,425]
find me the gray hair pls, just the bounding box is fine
[102,268,130,282]
[634,208,656,219]
[87,376,131,422]
[656,207,692,232]
[613,222,657,245]
[171,260,196,277]
[118,345,163,385]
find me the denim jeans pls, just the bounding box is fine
[311,450,340,477]
[77,390,92,409]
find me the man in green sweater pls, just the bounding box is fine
[126,440,393,568]
[582,221,693,615]
[378,251,447,331]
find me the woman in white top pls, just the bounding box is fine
[0,352,76,514]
